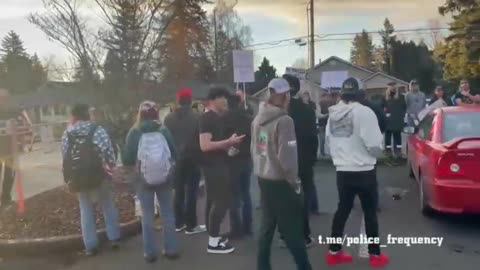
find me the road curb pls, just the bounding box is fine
[0,219,141,257]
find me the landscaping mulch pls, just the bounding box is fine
[0,180,135,240]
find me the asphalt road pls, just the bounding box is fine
[3,163,480,270]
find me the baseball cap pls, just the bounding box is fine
[268,78,291,94]
[177,88,192,101]
[341,77,360,94]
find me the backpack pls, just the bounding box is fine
[63,125,105,192]
[137,131,173,186]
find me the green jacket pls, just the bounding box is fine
[122,120,176,167]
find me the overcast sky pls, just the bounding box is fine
[0,0,449,76]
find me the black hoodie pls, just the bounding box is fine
[164,105,200,160]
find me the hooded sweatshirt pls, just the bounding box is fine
[164,105,199,160]
[251,103,300,189]
[326,101,383,172]
[405,90,426,116]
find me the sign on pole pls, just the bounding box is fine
[285,67,306,80]
[233,50,255,83]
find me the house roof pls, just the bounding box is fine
[11,81,100,108]
[362,72,409,85]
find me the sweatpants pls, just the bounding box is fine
[330,169,381,255]
[203,165,232,238]
[257,178,312,270]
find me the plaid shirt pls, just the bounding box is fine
[61,121,116,170]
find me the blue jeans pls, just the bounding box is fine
[137,185,178,257]
[78,181,120,251]
[229,160,253,234]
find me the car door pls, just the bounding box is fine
[415,115,435,181]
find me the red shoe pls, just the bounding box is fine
[370,253,389,268]
[326,251,353,266]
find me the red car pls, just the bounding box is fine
[406,106,480,215]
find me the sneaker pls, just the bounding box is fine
[162,250,180,260]
[144,255,158,263]
[111,240,121,250]
[370,253,389,268]
[326,251,353,266]
[207,241,235,254]
[185,225,207,235]
[85,248,99,257]
[305,237,315,248]
[175,225,186,232]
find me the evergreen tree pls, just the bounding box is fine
[250,57,277,94]
[379,18,395,74]
[160,0,212,83]
[350,30,375,69]
[0,31,27,57]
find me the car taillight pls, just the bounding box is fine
[436,151,464,179]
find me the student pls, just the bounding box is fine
[123,101,178,263]
[252,78,312,270]
[224,94,253,238]
[164,88,206,235]
[61,104,120,256]
[325,78,389,268]
[405,80,426,127]
[453,79,480,106]
[384,82,406,158]
[199,86,244,254]
[283,74,315,244]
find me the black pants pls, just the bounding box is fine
[385,130,402,152]
[174,158,201,230]
[298,164,313,238]
[330,169,380,255]
[257,179,312,270]
[203,165,232,237]
[229,159,253,235]
[1,162,14,206]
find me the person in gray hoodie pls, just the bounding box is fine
[252,78,312,270]
[405,80,426,127]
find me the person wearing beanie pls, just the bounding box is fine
[282,74,317,244]
[325,78,389,268]
[252,78,313,270]
[405,80,426,127]
[164,88,206,235]
[122,101,179,263]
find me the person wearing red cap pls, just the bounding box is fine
[164,88,206,235]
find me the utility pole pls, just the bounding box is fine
[309,0,315,68]
[213,8,219,79]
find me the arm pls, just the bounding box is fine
[276,117,300,189]
[358,108,384,158]
[324,118,331,156]
[200,133,234,152]
[94,127,116,167]
[160,127,177,160]
[122,128,141,166]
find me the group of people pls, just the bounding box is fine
[316,78,480,161]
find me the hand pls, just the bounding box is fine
[228,133,246,145]
[461,90,470,97]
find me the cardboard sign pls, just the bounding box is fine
[233,50,254,83]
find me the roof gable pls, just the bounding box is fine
[311,56,376,76]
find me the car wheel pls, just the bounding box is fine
[419,174,433,216]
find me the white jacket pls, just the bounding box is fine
[325,101,383,172]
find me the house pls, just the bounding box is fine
[252,56,409,112]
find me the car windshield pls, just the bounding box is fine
[442,111,480,143]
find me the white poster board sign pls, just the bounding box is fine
[285,67,306,80]
[233,50,254,83]
[321,71,348,89]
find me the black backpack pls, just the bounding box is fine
[63,125,105,192]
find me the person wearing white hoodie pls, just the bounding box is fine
[325,78,389,268]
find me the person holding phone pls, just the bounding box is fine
[199,86,245,254]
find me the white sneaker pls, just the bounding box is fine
[207,241,235,254]
[175,225,186,232]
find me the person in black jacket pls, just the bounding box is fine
[358,90,387,134]
[282,74,316,247]
[383,83,406,157]
[224,94,253,238]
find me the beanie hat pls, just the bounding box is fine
[177,88,192,101]
[341,77,360,95]
[282,74,300,96]
[139,100,159,120]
